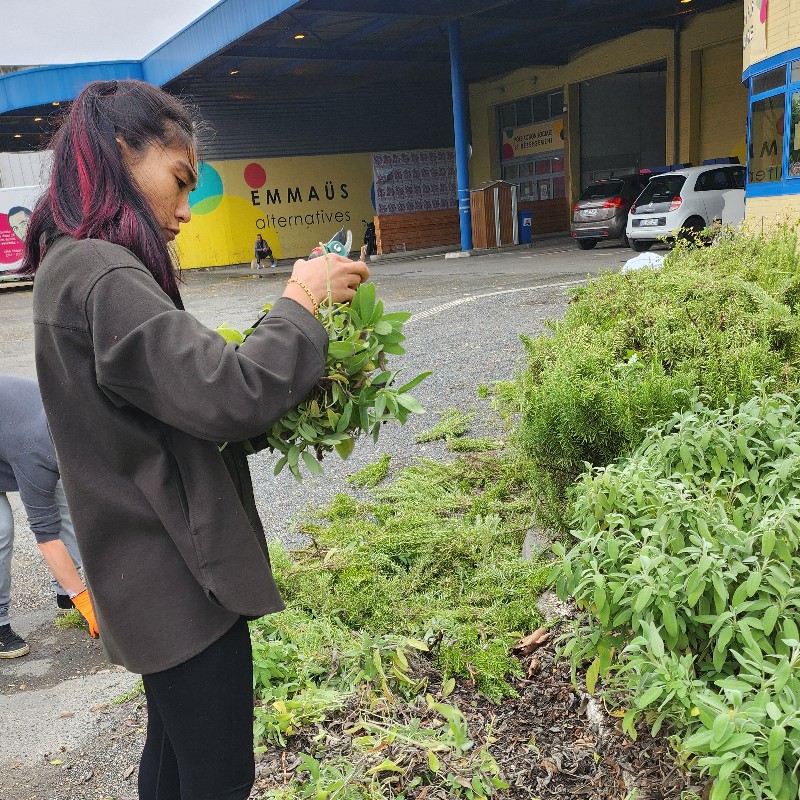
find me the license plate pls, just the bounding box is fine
[640,218,659,226]
[583,209,597,217]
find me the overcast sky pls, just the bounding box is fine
[2,0,222,65]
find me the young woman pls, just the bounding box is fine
[22,79,368,800]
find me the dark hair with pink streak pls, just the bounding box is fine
[20,79,197,307]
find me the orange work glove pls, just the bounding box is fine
[71,590,100,639]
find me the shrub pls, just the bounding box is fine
[513,227,800,532]
[555,386,800,799]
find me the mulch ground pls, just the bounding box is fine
[252,623,705,800]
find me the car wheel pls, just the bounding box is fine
[677,217,706,245]
[576,239,598,250]
[630,240,652,252]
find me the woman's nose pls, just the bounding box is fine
[176,196,191,224]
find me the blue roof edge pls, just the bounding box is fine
[0,0,302,113]
[0,62,143,114]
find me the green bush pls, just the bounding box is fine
[555,386,800,799]
[512,227,800,532]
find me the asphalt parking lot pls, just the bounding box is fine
[0,235,632,799]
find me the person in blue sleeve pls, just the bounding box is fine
[0,374,98,657]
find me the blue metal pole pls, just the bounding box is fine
[448,20,472,251]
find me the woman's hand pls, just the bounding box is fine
[283,253,370,313]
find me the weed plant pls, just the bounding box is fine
[510,226,800,533]
[556,385,800,799]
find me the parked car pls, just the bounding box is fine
[571,174,650,250]
[626,164,745,252]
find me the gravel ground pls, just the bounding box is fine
[247,279,579,549]
[0,238,628,799]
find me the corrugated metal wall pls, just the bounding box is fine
[184,81,458,161]
[698,40,746,162]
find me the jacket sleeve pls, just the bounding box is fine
[85,264,328,442]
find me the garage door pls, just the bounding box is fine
[699,40,748,163]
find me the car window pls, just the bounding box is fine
[579,181,624,201]
[728,167,746,189]
[635,175,687,205]
[695,169,731,192]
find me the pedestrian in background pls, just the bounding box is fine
[0,374,98,658]
[22,79,368,800]
[254,233,276,269]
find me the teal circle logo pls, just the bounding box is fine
[189,162,223,214]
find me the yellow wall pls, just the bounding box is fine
[469,3,744,202]
[176,153,375,269]
[744,196,800,228]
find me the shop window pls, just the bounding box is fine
[534,158,551,175]
[749,95,784,183]
[752,66,786,95]
[792,61,800,84]
[516,99,533,126]
[532,94,550,123]
[500,105,515,128]
[550,90,564,118]
[791,93,800,177]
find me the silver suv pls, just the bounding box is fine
[626,164,746,252]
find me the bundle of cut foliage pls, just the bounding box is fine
[511,226,800,532]
[265,455,552,703]
[555,386,800,800]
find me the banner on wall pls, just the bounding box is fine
[176,153,376,269]
[371,149,456,215]
[502,119,565,160]
[0,185,41,273]
[743,0,768,66]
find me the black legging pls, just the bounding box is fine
[138,617,255,800]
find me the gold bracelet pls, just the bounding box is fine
[287,278,319,316]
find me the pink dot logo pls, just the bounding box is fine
[244,163,267,189]
[502,143,515,160]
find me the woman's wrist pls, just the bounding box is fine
[283,281,318,316]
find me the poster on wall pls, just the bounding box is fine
[176,153,376,269]
[743,0,768,67]
[371,149,457,216]
[502,119,565,160]
[0,185,42,273]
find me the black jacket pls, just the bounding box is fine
[33,237,327,674]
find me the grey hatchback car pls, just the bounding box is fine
[571,174,650,250]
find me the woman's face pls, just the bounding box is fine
[119,139,198,243]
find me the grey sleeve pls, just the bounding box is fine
[12,463,62,543]
[86,264,329,442]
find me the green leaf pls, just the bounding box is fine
[710,777,730,800]
[636,685,663,709]
[328,341,358,360]
[633,586,654,614]
[334,437,355,460]
[427,750,441,773]
[395,394,425,415]
[273,455,288,476]
[373,321,392,335]
[395,371,432,394]
[215,324,245,344]
[585,656,600,695]
[769,725,786,768]
[301,450,324,475]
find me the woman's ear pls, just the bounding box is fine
[116,137,134,167]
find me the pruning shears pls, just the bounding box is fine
[308,227,352,259]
